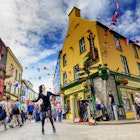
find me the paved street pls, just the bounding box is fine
[0,121,140,140]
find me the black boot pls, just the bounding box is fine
[53,126,56,133]
[42,127,44,134]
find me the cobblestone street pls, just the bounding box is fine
[0,121,140,140]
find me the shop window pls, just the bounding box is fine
[121,92,132,112]
[79,37,86,54]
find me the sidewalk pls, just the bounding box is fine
[62,119,140,125]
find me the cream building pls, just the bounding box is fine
[4,47,23,101]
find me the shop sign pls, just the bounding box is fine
[127,80,140,88]
[66,85,83,94]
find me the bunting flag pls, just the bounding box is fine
[43,67,49,70]
[135,40,140,43]
[66,70,71,75]
[37,68,40,72]
[14,83,19,88]
[116,0,119,10]
[110,0,120,26]
[9,67,14,76]
[125,38,130,45]
[117,40,121,46]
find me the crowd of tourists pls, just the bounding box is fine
[0,94,67,132]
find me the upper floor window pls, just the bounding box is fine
[137,62,140,71]
[63,72,67,86]
[73,64,79,80]
[132,45,139,58]
[63,54,67,66]
[114,36,122,50]
[121,55,129,74]
[79,37,86,54]
[15,69,18,80]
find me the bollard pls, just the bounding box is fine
[113,105,118,121]
[132,105,138,120]
[71,98,75,123]
[87,106,91,121]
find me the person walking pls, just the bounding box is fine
[56,101,62,122]
[9,99,23,128]
[27,101,34,122]
[0,96,9,130]
[107,90,115,120]
[32,84,60,134]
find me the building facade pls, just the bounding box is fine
[4,47,23,101]
[56,7,140,120]
[0,39,7,99]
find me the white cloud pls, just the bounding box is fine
[0,0,139,92]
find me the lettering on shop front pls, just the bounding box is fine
[68,85,82,93]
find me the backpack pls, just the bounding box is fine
[12,106,20,114]
[0,106,6,121]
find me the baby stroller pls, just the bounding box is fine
[101,105,110,121]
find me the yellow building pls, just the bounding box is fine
[58,7,140,120]
[4,47,23,101]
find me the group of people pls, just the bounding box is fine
[134,92,140,118]
[0,84,65,134]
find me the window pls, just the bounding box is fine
[14,86,16,95]
[114,36,122,50]
[63,72,67,86]
[73,64,79,80]
[79,37,86,53]
[132,45,139,58]
[137,62,140,71]
[63,54,67,66]
[121,56,129,74]
[15,69,18,80]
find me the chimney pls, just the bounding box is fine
[68,7,81,23]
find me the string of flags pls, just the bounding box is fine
[102,0,140,52]
[24,66,49,72]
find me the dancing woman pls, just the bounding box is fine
[32,84,60,134]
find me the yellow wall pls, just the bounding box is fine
[97,24,140,76]
[60,16,102,90]
[4,47,23,99]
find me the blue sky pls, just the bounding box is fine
[0,0,139,92]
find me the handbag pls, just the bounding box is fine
[0,107,7,121]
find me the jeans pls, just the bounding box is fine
[110,103,115,120]
[57,110,62,122]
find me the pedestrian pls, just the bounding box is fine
[9,99,23,128]
[134,92,140,118]
[107,90,115,120]
[95,94,102,116]
[32,84,60,134]
[27,101,34,122]
[56,101,62,122]
[0,96,9,130]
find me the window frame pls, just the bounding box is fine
[79,37,86,54]
[73,64,79,80]
[63,54,67,67]
[132,45,139,58]
[120,55,129,75]
[63,72,67,86]
[114,36,122,51]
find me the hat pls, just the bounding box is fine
[135,92,140,96]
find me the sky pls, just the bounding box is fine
[0,0,139,93]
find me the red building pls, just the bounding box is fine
[0,38,7,99]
